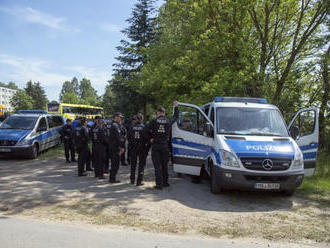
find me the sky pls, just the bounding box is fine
[0,0,163,101]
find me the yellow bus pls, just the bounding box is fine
[47,103,104,120]
[0,105,7,121]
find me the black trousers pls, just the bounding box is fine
[151,144,169,187]
[104,146,111,172]
[110,147,120,181]
[93,144,105,178]
[86,149,92,170]
[77,145,88,175]
[130,147,147,183]
[64,140,75,161]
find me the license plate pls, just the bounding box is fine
[0,148,11,152]
[254,183,280,190]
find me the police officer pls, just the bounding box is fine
[145,101,179,190]
[60,119,76,163]
[74,118,89,177]
[127,116,137,165]
[91,116,108,179]
[104,119,113,174]
[120,120,128,166]
[109,112,125,183]
[128,114,148,186]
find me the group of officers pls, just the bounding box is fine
[60,101,179,190]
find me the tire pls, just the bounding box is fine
[28,144,39,159]
[177,173,182,178]
[281,189,295,196]
[210,165,223,194]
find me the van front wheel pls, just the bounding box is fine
[210,165,223,194]
[28,144,39,159]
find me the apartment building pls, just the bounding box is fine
[0,86,17,112]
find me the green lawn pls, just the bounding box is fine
[297,151,330,207]
[38,144,65,160]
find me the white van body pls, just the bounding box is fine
[172,97,319,194]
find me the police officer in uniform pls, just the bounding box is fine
[120,121,128,166]
[60,119,76,163]
[91,116,108,179]
[104,119,113,174]
[128,114,148,186]
[145,101,179,189]
[74,118,89,177]
[109,113,125,183]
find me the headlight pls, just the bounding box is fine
[292,150,304,169]
[16,139,30,146]
[220,150,240,168]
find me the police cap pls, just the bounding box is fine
[157,107,166,113]
[113,112,123,118]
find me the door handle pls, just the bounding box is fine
[173,137,184,141]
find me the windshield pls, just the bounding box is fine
[216,107,289,137]
[0,116,38,130]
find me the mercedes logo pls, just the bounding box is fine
[262,159,273,171]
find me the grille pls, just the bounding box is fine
[240,157,291,171]
[0,140,17,146]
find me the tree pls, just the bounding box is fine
[25,81,48,110]
[10,90,34,112]
[61,92,81,104]
[0,81,19,90]
[79,78,100,106]
[107,0,157,116]
[59,77,80,101]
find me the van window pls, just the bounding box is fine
[177,106,208,136]
[292,110,315,137]
[216,107,288,137]
[38,117,47,130]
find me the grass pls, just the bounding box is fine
[37,144,64,160]
[297,151,330,207]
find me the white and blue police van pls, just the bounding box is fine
[0,110,64,159]
[172,97,319,195]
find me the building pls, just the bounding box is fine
[0,86,17,112]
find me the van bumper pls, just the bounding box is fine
[213,166,304,191]
[0,145,34,157]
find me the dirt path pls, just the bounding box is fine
[0,156,329,246]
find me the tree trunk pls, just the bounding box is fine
[319,45,329,150]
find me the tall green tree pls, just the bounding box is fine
[61,92,81,104]
[106,0,157,116]
[59,77,80,102]
[10,90,34,112]
[25,81,48,110]
[79,78,100,106]
[0,81,19,90]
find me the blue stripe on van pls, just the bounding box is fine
[303,152,317,160]
[299,143,318,151]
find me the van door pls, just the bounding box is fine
[36,117,49,151]
[172,103,214,176]
[288,107,319,176]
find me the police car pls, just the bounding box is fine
[0,110,64,159]
[172,97,319,195]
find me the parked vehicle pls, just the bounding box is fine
[172,97,319,195]
[0,110,64,159]
[47,103,103,120]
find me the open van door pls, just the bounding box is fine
[172,103,214,176]
[288,107,319,176]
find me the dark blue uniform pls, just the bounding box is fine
[74,123,89,176]
[146,107,179,188]
[91,124,107,179]
[127,122,148,185]
[109,122,125,182]
[60,124,76,163]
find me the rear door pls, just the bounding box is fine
[288,107,319,176]
[36,117,49,151]
[172,103,214,176]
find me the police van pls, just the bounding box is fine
[0,110,64,159]
[172,97,319,195]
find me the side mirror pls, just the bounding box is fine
[289,126,300,140]
[37,126,47,132]
[204,123,214,137]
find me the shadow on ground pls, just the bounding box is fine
[0,156,320,216]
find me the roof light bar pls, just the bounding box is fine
[18,110,48,114]
[214,97,267,104]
